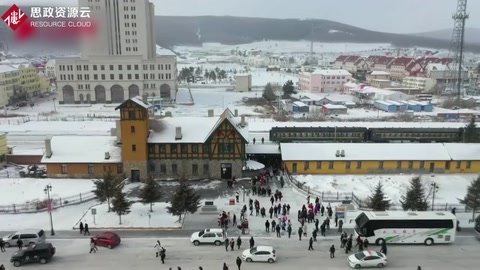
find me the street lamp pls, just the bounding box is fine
[44,184,55,236]
[52,98,57,113]
[242,186,246,203]
[431,182,439,211]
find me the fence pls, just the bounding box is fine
[283,169,469,213]
[0,191,96,214]
[0,115,118,125]
[0,170,21,178]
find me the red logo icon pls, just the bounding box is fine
[1,4,28,31]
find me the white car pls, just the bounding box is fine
[348,250,387,269]
[242,246,276,263]
[190,228,226,246]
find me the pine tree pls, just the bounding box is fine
[367,182,390,211]
[459,175,480,221]
[92,172,124,212]
[111,191,132,225]
[167,178,201,222]
[400,176,429,211]
[139,175,163,212]
[463,116,479,142]
[282,80,297,97]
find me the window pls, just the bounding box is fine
[93,65,97,71]
[110,74,114,80]
[170,144,177,153]
[397,161,402,169]
[100,65,105,70]
[316,161,322,169]
[61,164,67,174]
[149,163,155,173]
[101,74,105,80]
[292,163,297,173]
[130,126,135,133]
[118,65,122,70]
[181,144,188,153]
[128,110,135,119]
[219,143,234,154]
[172,164,178,174]
[203,164,209,174]
[119,74,123,80]
[419,161,425,169]
[160,145,166,153]
[346,161,351,169]
[192,144,198,153]
[134,65,139,70]
[408,161,413,169]
[456,161,461,169]
[203,144,210,154]
[84,65,89,71]
[132,144,137,151]
[127,65,131,70]
[466,161,471,169]
[117,164,123,174]
[160,164,166,174]
[329,161,334,169]
[379,161,384,169]
[135,74,139,79]
[304,161,309,170]
[128,74,132,80]
[88,164,94,174]
[148,144,155,155]
[109,65,114,70]
[356,161,362,169]
[192,164,198,175]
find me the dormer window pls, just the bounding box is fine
[128,110,135,119]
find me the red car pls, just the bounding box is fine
[93,232,121,249]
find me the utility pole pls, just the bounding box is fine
[44,184,55,236]
[431,182,438,211]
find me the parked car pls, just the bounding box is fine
[16,101,28,107]
[92,232,121,249]
[242,246,277,263]
[348,250,388,269]
[190,228,226,246]
[10,242,56,267]
[2,229,46,247]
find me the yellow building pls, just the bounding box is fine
[15,63,43,98]
[41,136,123,178]
[0,65,20,107]
[281,143,480,175]
[0,132,8,165]
[115,96,249,181]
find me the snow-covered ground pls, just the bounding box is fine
[296,174,474,206]
[0,178,95,205]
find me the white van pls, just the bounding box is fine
[190,228,226,246]
[2,229,46,247]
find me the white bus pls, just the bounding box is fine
[416,94,433,101]
[475,214,480,240]
[354,211,456,246]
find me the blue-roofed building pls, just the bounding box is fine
[400,100,422,112]
[374,100,397,112]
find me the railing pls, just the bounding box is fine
[0,191,96,214]
[0,115,118,125]
[283,168,469,213]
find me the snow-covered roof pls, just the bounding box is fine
[323,104,347,109]
[246,143,281,154]
[312,69,351,76]
[293,92,357,103]
[244,160,265,170]
[426,63,449,71]
[148,109,249,143]
[361,86,403,96]
[0,58,30,65]
[370,71,390,76]
[293,101,308,107]
[442,143,480,160]
[247,121,468,132]
[280,143,451,161]
[343,82,359,88]
[41,136,121,163]
[0,65,18,73]
[130,96,151,109]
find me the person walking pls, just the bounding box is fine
[298,227,303,241]
[160,247,166,264]
[287,224,292,238]
[249,236,255,249]
[0,264,5,270]
[0,238,5,252]
[345,236,352,254]
[89,238,98,253]
[154,240,162,257]
[276,224,281,238]
[312,229,318,241]
[364,238,369,249]
[84,222,90,235]
[230,238,235,251]
[265,220,270,232]
[225,238,229,251]
[223,262,229,270]
[380,241,387,255]
[236,256,242,270]
[16,239,23,250]
[338,219,343,233]
[79,221,84,234]
[308,237,314,250]
[329,245,335,258]
[236,236,242,249]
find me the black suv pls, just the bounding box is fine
[10,242,56,267]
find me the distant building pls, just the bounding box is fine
[0,132,7,166]
[343,82,360,93]
[292,101,309,113]
[299,69,352,92]
[389,57,414,80]
[233,75,252,92]
[0,65,19,108]
[369,79,392,89]
[367,71,391,84]
[321,104,348,114]
[402,76,437,92]
[357,86,409,101]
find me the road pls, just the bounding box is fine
[0,236,478,270]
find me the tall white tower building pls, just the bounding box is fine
[56,0,177,104]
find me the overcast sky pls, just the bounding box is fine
[7,0,480,33]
